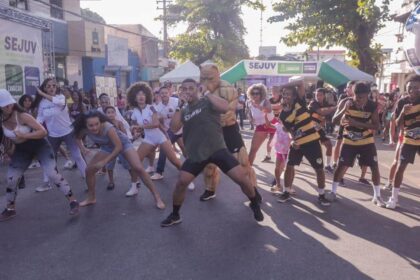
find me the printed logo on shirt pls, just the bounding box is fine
[184,108,203,121]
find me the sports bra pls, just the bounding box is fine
[2,113,32,144]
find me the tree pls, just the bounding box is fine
[81,8,106,24]
[166,0,263,68]
[268,0,390,75]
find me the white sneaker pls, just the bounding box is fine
[145,166,154,173]
[150,173,164,180]
[188,182,195,191]
[63,160,74,169]
[35,182,52,192]
[28,161,40,169]
[385,198,398,209]
[372,196,385,207]
[125,185,139,197]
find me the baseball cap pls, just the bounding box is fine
[0,89,16,107]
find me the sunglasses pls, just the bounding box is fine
[251,91,260,95]
[47,84,57,88]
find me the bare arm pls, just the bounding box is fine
[14,113,47,140]
[332,99,349,124]
[170,110,183,133]
[206,92,229,113]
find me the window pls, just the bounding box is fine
[9,0,28,10]
[50,0,63,20]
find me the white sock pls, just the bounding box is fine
[391,188,399,201]
[131,182,137,189]
[318,188,325,195]
[331,181,339,194]
[372,185,381,197]
[285,187,291,193]
[326,156,331,166]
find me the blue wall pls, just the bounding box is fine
[82,46,141,91]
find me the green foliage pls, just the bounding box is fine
[268,0,390,75]
[81,8,106,24]
[166,0,262,67]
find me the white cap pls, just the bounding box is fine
[0,89,16,107]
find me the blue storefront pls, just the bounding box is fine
[82,46,140,92]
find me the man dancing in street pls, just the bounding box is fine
[160,79,263,227]
[198,64,258,201]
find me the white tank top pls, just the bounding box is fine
[250,100,274,125]
[2,113,32,144]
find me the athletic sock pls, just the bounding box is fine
[372,185,381,197]
[172,205,181,215]
[326,156,332,166]
[318,188,325,195]
[131,182,137,188]
[285,187,291,193]
[331,181,339,194]
[391,187,400,201]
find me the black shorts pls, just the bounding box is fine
[222,123,245,154]
[337,126,344,140]
[287,140,324,169]
[400,144,420,164]
[339,143,378,168]
[181,148,239,177]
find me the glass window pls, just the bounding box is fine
[50,0,63,19]
[9,0,28,10]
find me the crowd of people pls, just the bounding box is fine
[0,65,418,226]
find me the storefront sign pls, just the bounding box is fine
[0,19,43,96]
[107,36,128,66]
[244,60,319,76]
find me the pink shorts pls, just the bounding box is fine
[276,153,288,163]
[255,118,277,134]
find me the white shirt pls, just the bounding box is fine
[131,105,165,140]
[156,97,182,135]
[37,95,73,137]
[98,106,132,140]
[249,100,274,126]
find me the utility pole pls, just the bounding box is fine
[157,0,172,58]
[259,0,263,48]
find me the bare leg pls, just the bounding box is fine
[248,131,268,165]
[125,148,165,209]
[160,141,182,169]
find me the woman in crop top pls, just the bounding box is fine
[0,89,79,222]
[126,82,195,190]
[246,83,277,165]
[72,110,165,209]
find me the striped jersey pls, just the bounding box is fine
[343,100,376,146]
[280,100,320,146]
[394,97,420,146]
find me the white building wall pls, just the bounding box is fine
[66,55,83,86]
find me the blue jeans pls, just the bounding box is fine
[156,130,182,175]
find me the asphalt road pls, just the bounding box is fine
[0,126,419,280]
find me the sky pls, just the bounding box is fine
[80,0,405,57]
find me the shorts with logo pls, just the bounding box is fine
[181,148,239,177]
[287,140,324,169]
[339,143,378,168]
[222,123,245,154]
[399,143,420,164]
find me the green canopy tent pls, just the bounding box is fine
[221,58,374,88]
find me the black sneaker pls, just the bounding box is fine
[277,191,291,203]
[249,202,264,222]
[106,183,115,190]
[200,190,216,201]
[261,156,272,163]
[17,176,26,189]
[338,178,345,187]
[161,213,182,227]
[69,201,80,216]
[318,194,331,206]
[324,165,334,174]
[358,178,371,186]
[0,208,17,222]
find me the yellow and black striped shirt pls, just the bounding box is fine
[280,100,320,145]
[343,100,376,146]
[394,97,420,146]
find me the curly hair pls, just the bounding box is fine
[246,83,267,100]
[126,82,153,107]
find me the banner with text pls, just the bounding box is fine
[0,19,43,96]
[244,60,319,76]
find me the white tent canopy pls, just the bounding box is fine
[159,61,200,83]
